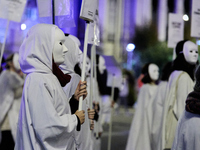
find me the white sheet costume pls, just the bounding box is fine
[172,110,200,150]
[150,81,168,150]
[160,40,198,149]
[15,24,78,150]
[0,66,24,143]
[126,83,157,150]
[60,35,92,150]
[126,63,159,150]
[172,65,200,150]
[161,71,194,149]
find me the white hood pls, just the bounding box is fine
[59,35,80,74]
[19,24,58,74]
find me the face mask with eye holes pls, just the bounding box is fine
[183,41,198,65]
[98,56,106,74]
[148,64,159,81]
[13,53,21,71]
[53,28,68,65]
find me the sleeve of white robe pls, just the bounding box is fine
[9,71,24,90]
[27,79,77,147]
[175,73,193,119]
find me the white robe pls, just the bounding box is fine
[15,24,78,150]
[172,110,200,150]
[60,36,92,150]
[126,83,157,150]
[150,81,168,150]
[0,70,24,142]
[160,71,194,150]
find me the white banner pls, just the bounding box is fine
[37,0,71,17]
[191,0,200,38]
[167,13,184,48]
[37,0,75,27]
[0,0,27,22]
[80,0,98,22]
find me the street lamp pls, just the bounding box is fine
[126,43,135,52]
[183,14,189,21]
[126,43,135,70]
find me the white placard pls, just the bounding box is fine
[80,0,98,22]
[0,0,27,22]
[37,0,71,17]
[167,13,184,48]
[88,19,95,44]
[88,9,100,46]
[106,69,122,89]
[191,0,200,38]
[37,0,75,27]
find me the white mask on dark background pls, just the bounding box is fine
[183,41,198,65]
[148,64,159,81]
[98,56,106,74]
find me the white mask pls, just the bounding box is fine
[98,56,106,74]
[13,53,21,71]
[183,41,198,65]
[79,55,91,75]
[85,57,91,75]
[53,28,68,65]
[77,49,83,64]
[148,64,159,81]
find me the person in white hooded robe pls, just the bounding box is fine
[95,55,119,126]
[59,35,95,150]
[126,63,159,150]
[150,61,173,150]
[160,40,198,150]
[14,24,86,150]
[172,65,200,150]
[0,53,24,150]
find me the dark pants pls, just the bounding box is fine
[0,130,15,150]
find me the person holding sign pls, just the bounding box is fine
[126,63,159,150]
[14,24,85,150]
[161,40,199,150]
[59,35,95,150]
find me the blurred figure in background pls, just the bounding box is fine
[150,61,173,150]
[126,63,159,150]
[172,65,200,150]
[161,40,198,150]
[96,55,119,126]
[0,53,24,150]
[116,69,135,116]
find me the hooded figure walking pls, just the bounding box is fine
[15,24,86,150]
